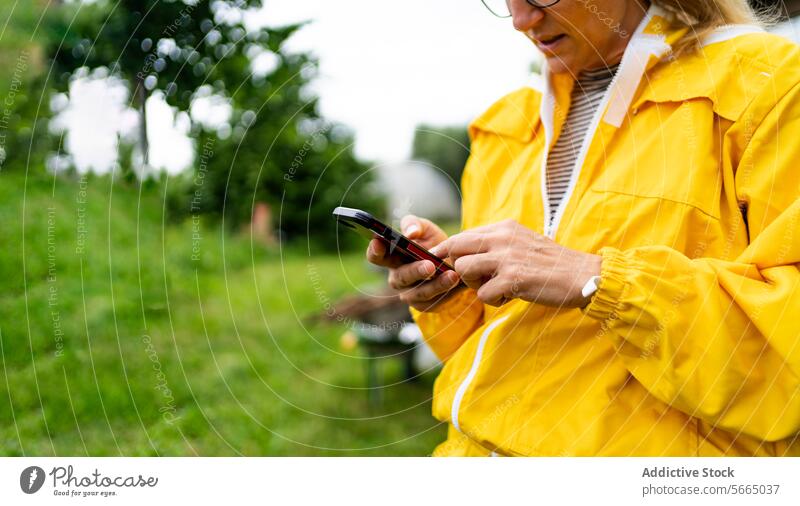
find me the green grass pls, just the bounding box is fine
[0,170,446,456]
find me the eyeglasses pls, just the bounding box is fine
[481,0,561,18]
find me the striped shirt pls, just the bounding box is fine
[545,65,619,226]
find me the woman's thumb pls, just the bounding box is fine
[400,215,422,238]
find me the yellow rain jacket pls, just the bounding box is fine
[412,6,800,456]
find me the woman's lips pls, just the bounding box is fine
[535,34,566,53]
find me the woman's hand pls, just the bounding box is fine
[430,219,601,308]
[365,215,464,312]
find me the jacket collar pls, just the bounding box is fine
[469,4,765,141]
[543,4,682,131]
[469,4,679,142]
[543,5,766,130]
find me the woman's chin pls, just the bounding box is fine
[544,56,572,75]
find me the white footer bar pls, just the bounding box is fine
[2,457,798,505]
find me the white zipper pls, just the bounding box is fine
[538,65,556,238]
[451,316,510,433]
[541,7,667,239]
[544,55,627,239]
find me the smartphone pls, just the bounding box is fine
[332,206,457,277]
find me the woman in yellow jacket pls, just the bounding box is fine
[367,0,800,456]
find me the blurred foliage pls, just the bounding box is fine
[46,0,269,112]
[0,0,55,172]
[39,0,379,248]
[411,124,470,192]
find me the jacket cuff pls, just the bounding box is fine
[583,247,631,322]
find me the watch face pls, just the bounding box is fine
[580,276,601,298]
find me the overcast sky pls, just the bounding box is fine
[251,0,540,161]
[60,0,541,173]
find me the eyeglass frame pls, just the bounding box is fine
[481,0,562,18]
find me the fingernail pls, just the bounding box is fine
[419,262,433,276]
[447,271,459,284]
[404,224,420,236]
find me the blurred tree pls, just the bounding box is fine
[410,124,470,190]
[0,0,53,172]
[45,0,378,247]
[46,0,269,171]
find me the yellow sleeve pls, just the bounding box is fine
[583,82,800,442]
[410,288,483,362]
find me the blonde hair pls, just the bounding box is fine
[652,0,776,56]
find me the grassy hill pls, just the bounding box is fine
[0,170,446,455]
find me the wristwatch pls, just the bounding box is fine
[580,275,602,299]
